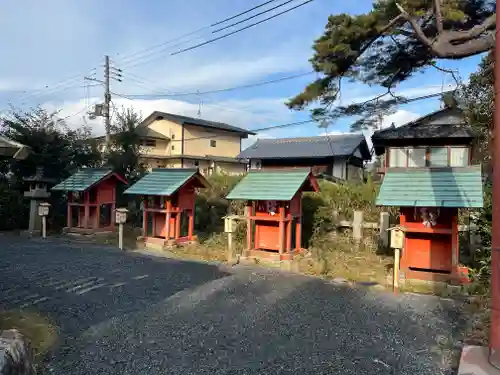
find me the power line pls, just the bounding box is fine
[212,0,299,34]
[211,0,281,27]
[120,71,315,98]
[114,0,285,69]
[171,0,314,56]
[109,89,450,143]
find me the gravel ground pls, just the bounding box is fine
[0,235,468,374]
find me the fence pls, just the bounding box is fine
[334,210,481,250]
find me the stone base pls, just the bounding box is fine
[62,227,115,236]
[458,346,500,374]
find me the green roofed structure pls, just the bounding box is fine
[123,168,209,247]
[124,168,207,196]
[376,166,483,208]
[52,168,116,192]
[371,107,483,284]
[225,168,319,261]
[226,168,318,201]
[52,168,127,234]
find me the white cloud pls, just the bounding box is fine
[144,52,311,92]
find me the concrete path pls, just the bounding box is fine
[0,235,467,374]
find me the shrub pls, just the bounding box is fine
[195,173,244,234]
[0,178,29,230]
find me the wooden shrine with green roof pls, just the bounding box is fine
[124,168,209,247]
[51,168,127,234]
[226,168,319,261]
[372,107,483,284]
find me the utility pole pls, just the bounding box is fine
[84,55,122,153]
[104,55,111,148]
[490,4,500,369]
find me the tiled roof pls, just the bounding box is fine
[141,111,256,136]
[237,134,370,160]
[52,169,114,192]
[124,168,209,196]
[372,107,474,143]
[376,166,483,208]
[225,168,318,201]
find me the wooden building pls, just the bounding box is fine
[51,168,127,234]
[226,168,319,261]
[373,107,483,283]
[124,168,209,248]
[237,134,370,181]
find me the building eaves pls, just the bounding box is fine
[141,111,256,136]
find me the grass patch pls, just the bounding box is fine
[0,310,57,359]
[298,233,392,284]
[170,233,228,262]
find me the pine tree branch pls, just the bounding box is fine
[395,2,495,58]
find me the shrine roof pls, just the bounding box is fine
[124,168,209,196]
[51,168,123,192]
[376,165,483,208]
[225,168,319,201]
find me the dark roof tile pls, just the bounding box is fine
[237,134,370,160]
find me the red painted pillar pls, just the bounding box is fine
[246,202,253,251]
[188,210,194,240]
[278,203,285,255]
[286,215,292,252]
[295,217,302,251]
[450,212,459,277]
[175,211,181,240]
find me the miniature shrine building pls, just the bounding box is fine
[51,168,127,234]
[124,168,209,247]
[372,106,484,283]
[226,168,319,261]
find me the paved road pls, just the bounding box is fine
[0,236,467,374]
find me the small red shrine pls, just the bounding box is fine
[51,168,127,233]
[124,168,209,247]
[226,168,319,261]
[372,107,483,284]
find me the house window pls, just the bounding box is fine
[210,140,217,147]
[429,147,449,167]
[142,139,156,147]
[407,148,426,167]
[450,147,470,167]
[388,148,407,167]
[171,145,175,150]
[171,134,175,140]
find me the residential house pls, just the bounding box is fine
[371,107,475,175]
[237,133,371,181]
[99,111,256,175]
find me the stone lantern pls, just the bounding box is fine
[23,167,57,234]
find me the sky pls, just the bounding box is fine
[0,0,486,150]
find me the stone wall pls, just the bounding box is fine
[0,330,35,375]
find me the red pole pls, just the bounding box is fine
[489,6,500,368]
